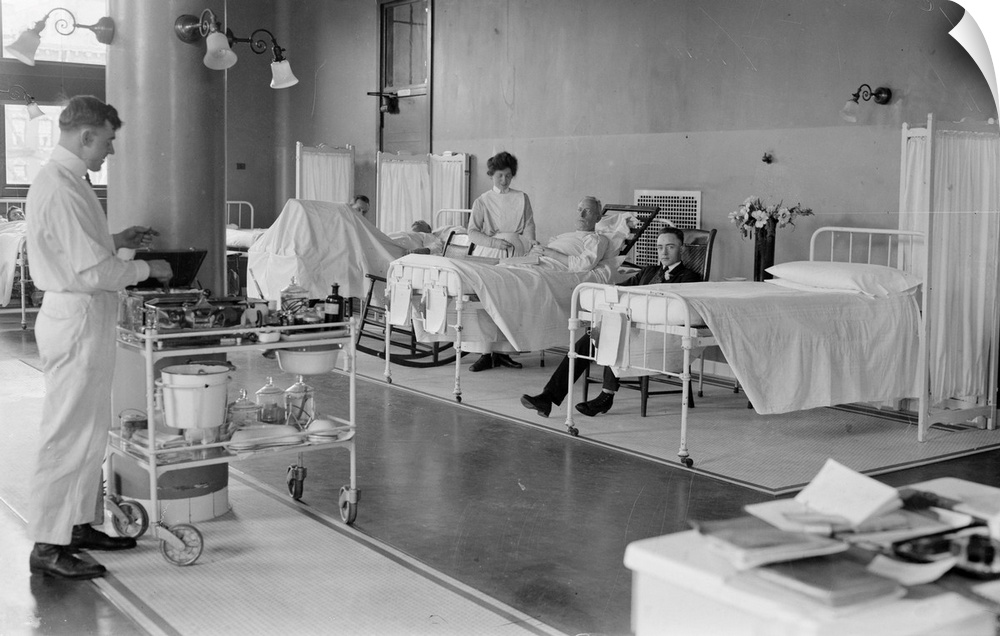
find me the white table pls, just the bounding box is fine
[624,477,1000,636]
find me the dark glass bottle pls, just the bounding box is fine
[324,284,345,324]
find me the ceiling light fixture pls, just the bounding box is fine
[0,84,45,120]
[175,9,298,89]
[841,84,892,123]
[4,7,115,66]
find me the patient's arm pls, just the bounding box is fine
[537,232,612,271]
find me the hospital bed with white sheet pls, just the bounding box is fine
[0,198,38,329]
[381,208,648,400]
[565,226,933,467]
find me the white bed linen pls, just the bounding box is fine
[388,253,625,352]
[248,199,409,300]
[0,221,26,306]
[226,227,267,250]
[598,281,921,414]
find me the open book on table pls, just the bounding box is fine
[745,459,973,545]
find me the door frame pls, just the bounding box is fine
[377,0,433,153]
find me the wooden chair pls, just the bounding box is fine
[582,228,717,416]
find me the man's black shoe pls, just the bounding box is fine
[493,353,522,369]
[30,543,107,580]
[69,524,137,552]
[520,393,552,418]
[575,392,615,417]
[469,354,495,372]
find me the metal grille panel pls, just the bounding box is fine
[632,190,702,266]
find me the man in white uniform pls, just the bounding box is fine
[26,96,172,580]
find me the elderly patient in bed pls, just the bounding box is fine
[511,196,612,272]
[387,220,444,256]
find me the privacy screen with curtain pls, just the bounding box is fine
[899,115,1000,403]
[377,152,469,234]
[296,143,355,204]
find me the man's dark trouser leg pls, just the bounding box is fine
[542,334,592,405]
[601,366,621,392]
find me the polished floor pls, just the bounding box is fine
[2,312,999,635]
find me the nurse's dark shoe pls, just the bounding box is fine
[575,391,615,417]
[469,354,494,372]
[493,353,522,369]
[30,543,107,580]
[69,524,137,552]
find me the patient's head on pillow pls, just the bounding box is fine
[411,220,432,234]
[575,196,604,232]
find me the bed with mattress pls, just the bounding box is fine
[381,210,645,400]
[246,198,462,302]
[565,226,932,466]
[0,199,38,329]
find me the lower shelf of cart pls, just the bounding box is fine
[108,431,355,474]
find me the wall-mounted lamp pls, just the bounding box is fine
[840,84,892,123]
[0,85,45,120]
[175,9,298,89]
[4,7,115,66]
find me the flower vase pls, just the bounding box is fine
[753,218,777,282]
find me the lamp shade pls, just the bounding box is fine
[203,31,237,70]
[269,59,298,89]
[840,100,859,123]
[5,29,41,66]
[26,102,44,120]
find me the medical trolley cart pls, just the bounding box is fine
[108,319,359,566]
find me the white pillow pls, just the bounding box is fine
[764,277,864,295]
[765,261,921,297]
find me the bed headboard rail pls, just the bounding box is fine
[226,200,255,228]
[809,226,924,272]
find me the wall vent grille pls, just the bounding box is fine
[632,189,702,266]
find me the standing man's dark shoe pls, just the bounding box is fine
[493,353,522,369]
[469,353,495,372]
[30,543,107,580]
[69,524,137,552]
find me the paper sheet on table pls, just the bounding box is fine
[794,459,902,528]
[388,281,412,325]
[867,554,959,586]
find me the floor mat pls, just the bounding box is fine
[0,359,559,636]
[354,351,1000,495]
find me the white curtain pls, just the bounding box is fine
[430,154,467,216]
[378,156,430,234]
[900,128,1000,401]
[299,148,353,204]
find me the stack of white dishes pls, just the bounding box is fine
[227,424,304,451]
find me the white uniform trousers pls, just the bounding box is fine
[29,291,117,545]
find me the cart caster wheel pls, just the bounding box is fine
[568,426,579,437]
[160,523,203,566]
[697,390,704,398]
[386,377,393,384]
[681,457,694,468]
[455,396,462,403]
[286,465,307,501]
[111,500,149,539]
[339,486,358,525]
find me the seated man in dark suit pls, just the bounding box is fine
[520,226,701,418]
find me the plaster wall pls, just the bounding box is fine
[236,0,994,279]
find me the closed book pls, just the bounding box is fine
[753,550,904,607]
[692,516,848,570]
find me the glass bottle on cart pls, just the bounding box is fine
[324,283,345,325]
[255,377,285,424]
[284,376,314,430]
